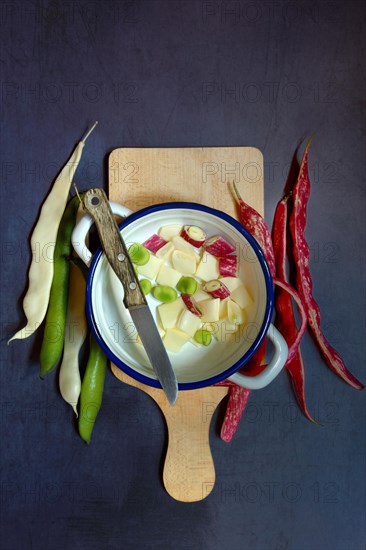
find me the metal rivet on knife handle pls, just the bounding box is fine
[81,188,147,309]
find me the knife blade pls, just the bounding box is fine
[82,188,178,405]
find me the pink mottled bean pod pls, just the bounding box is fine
[231,182,276,278]
[289,138,363,390]
[272,196,315,421]
[219,384,251,443]
[215,183,276,442]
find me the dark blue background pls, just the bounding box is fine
[0,1,365,549]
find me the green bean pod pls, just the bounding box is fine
[39,195,81,378]
[78,335,107,444]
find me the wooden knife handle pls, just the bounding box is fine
[82,188,146,308]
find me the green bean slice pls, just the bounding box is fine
[193,329,212,346]
[128,243,150,266]
[176,276,197,295]
[152,285,177,303]
[140,279,152,295]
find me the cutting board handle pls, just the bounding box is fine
[162,389,227,502]
[111,365,227,502]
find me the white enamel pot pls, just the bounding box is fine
[72,201,288,391]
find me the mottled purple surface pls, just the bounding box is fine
[0,1,365,549]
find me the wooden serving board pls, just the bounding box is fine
[108,147,264,502]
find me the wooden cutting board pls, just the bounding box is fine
[108,147,264,502]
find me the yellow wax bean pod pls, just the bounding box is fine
[8,122,97,342]
[59,205,88,415]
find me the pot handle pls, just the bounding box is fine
[72,201,134,266]
[227,324,288,390]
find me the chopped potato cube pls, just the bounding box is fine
[219,297,229,319]
[194,289,211,302]
[156,264,182,287]
[195,251,219,281]
[155,241,174,260]
[219,277,243,292]
[230,285,253,309]
[177,309,202,337]
[157,297,185,330]
[137,255,163,279]
[163,328,191,352]
[227,299,244,324]
[159,225,182,240]
[171,250,196,275]
[199,298,220,322]
[172,236,196,258]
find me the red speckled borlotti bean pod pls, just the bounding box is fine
[218,383,251,443]
[289,138,363,390]
[217,183,276,442]
[231,182,276,278]
[272,196,316,422]
[272,277,307,364]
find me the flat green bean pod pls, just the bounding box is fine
[78,334,107,444]
[40,195,81,378]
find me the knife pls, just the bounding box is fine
[82,188,178,405]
